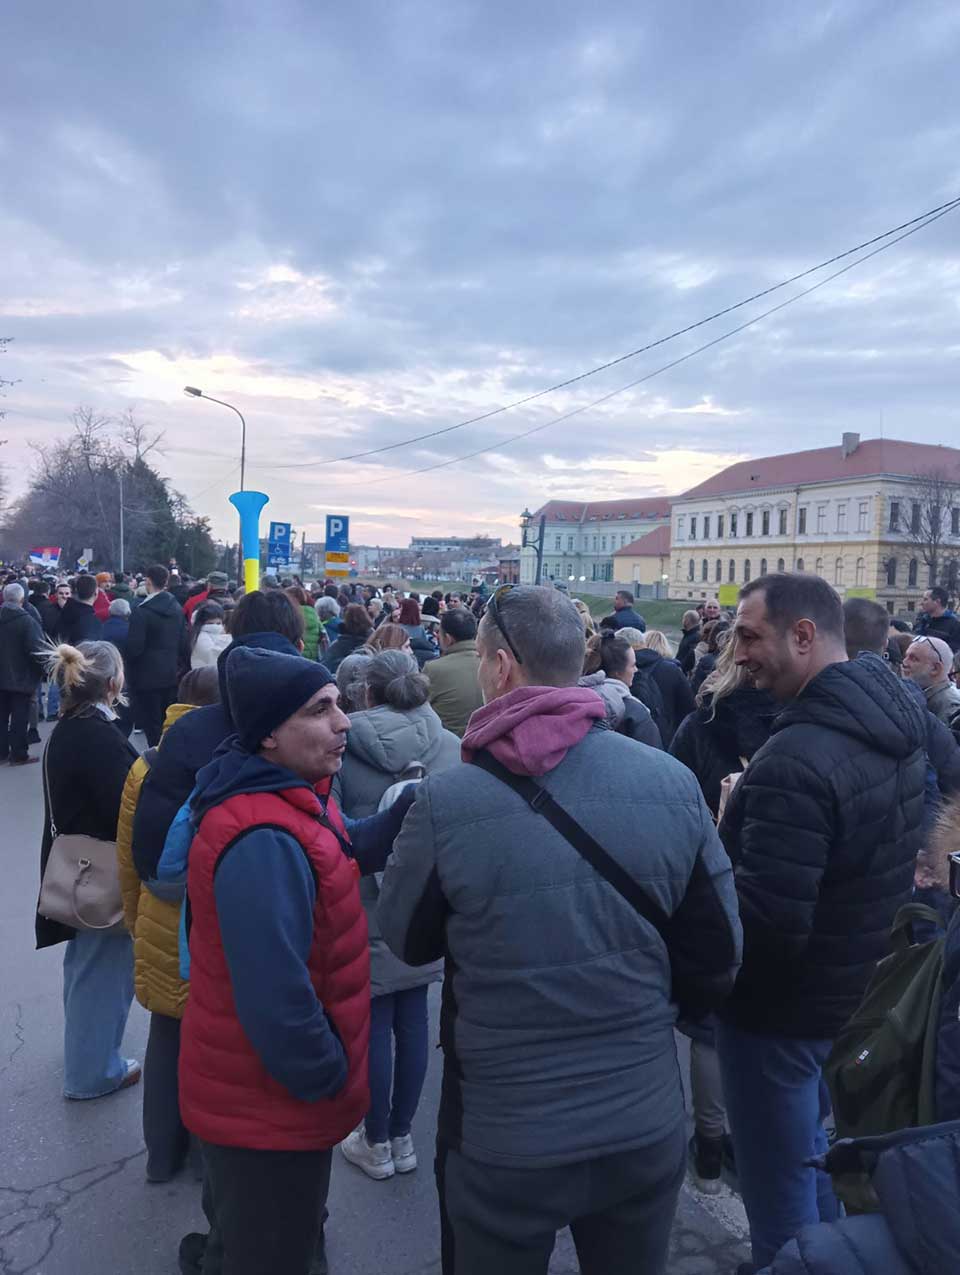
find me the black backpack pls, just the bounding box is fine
[631,664,666,743]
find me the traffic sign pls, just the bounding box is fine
[325,515,350,578]
[267,521,292,572]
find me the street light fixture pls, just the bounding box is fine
[520,507,546,586]
[184,386,249,581]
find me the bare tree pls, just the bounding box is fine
[0,337,18,422]
[902,467,960,591]
[117,406,164,462]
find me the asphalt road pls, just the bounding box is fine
[1,722,749,1274]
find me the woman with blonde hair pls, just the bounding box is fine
[37,641,140,1099]
[643,629,674,659]
[571,598,597,636]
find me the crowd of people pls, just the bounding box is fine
[19,560,960,1274]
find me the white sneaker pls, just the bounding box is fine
[340,1127,395,1180]
[391,1133,417,1173]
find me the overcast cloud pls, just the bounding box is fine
[2,0,959,547]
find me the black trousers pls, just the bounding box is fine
[143,1012,190,1181]
[0,689,32,761]
[436,1123,686,1275]
[130,686,176,746]
[199,1141,332,1275]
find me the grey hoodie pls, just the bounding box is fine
[334,702,460,995]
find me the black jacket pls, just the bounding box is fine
[58,598,102,646]
[321,631,369,674]
[100,616,130,658]
[29,593,61,639]
[125,590,188,691]
[670,686,779,818]
[37,708,138,948]
[913,609,960,653]
[132,631,297,880]
[633,649,696,748]
[611,606,646,632]
[401,624,439,670]
[676,626,701,676]
[719,654,926,1038]
[0,605,45,694]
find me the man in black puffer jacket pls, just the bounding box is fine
[717,572,925,1274]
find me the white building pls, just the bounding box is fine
[520,497,672,585]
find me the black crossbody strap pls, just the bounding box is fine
[469,749,671,943]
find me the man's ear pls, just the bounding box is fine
[296,639,304,653]
[794,618,817,654]
[261,732,278,753]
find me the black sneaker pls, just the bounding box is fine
[27,728,42,744]
[689,1131,723,1195]
[178,1232,207,1275]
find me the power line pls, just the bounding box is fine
[359,197,959,486]
[260,193,960,473]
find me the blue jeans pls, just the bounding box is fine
[365,986,429,1145]
[42,678,59,719]
[62,930,135,1099]
[717,1020,840,1270]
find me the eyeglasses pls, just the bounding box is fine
[914,635,944,666]
[485,584,523,665]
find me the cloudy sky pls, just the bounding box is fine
[3,1,959,549]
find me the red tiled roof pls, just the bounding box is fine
[678,438,960,502]
[613,525,671,557]
[532,496,672,522]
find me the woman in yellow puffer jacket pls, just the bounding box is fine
[116,669,218,1182]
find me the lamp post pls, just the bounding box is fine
[184,386,247,582]
[520,507,546,586]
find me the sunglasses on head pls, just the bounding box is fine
[485,584,523,665]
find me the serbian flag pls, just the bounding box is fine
[29,546,62,567]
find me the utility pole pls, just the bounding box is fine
[300,530,306,578]
[118,467,125,574]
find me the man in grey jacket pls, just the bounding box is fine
[378,584,742,1275]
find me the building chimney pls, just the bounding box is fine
[841,432,861,458]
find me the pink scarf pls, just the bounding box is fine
[461,685,604,776]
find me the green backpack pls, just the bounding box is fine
[825,901,944,1210]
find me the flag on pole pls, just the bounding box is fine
[29,547,62,567]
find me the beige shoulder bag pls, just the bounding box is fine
[38,739,125,932]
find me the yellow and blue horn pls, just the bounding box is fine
[229,490,269,593]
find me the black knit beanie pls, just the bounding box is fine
[226,645,336,753]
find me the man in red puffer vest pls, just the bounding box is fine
[180,645,399,1275]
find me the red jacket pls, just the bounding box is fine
[93,590,110,621]
[183,588,209,622]
[179,783,370,1150]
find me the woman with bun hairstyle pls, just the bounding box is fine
[37,641,140,1099]
[333,649,459,1181]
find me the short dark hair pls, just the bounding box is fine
[441,608,477,643]
[930,586,949,608]
[616,589,634,605]
[75,574,97,602]
[741,572,844,642]
[481,585,585,686]
[228,589,304,645]
[843,597,890,658]
[146,563,169,590]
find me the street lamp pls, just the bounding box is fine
[184,386,248,581]
[520,507,546,587]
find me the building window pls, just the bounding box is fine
[744,559,752,582]
[778,508,787,535]
[953,509,960,536]
[855,558,865,586]
[837,505,847,533]
[777,558,785,572]
[690,516,697,539]
[761,510,770,536]
[949,561,960,593]
[835,557,844,586]
[759,558,768,576]
[592,535,598,551]
[701,559,708,582]
[717,515,725,539]
[886,557,897,587]
[745,511,754,536]
[715,559,722,583]
[889,501,900,532]
[554,535,562,551]
[728,559,735,582]
[908,558,918,587]
[567,535,574,551]
[688,559,695,582]
[858,501,869,532]
[815,557,824,577]
[817,504,827,534]
[798,507,807,535]
[912,503,921,534]
[796,558,805,572]
[675,558,683,581]
[601,536,607,551]
[703,515,711,540]
[730,513,738,538]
